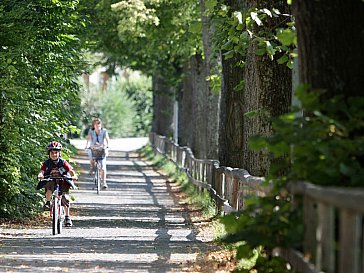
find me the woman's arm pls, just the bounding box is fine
[105,130,110,147]
[85,130,91,149]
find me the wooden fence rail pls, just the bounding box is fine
[149,132,364,273]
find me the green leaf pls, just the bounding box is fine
[223,50,235,60]
[189,21,202,34]
[340,163,353,176]
[222,40,233,50]
[277,55,288,64]
[255,47,266,56]
[220,214,239,233]
[277,29,297,46]
[236,244,253,260]
[249,136,267,151]
[233,80,245,92]
[244,110,259,118]
[236,23,244,30]
[205,0,217,10]
[265,41,275,58]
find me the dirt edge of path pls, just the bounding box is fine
[163,176,237,273]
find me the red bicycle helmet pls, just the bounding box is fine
[47,141,62,152]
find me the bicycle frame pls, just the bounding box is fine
[40,176,68,235]
[94,159,102,194]
[89,146,106,194]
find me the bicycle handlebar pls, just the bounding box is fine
[39,175,77,182]
[36,175,78,190]
[86,145,109,150]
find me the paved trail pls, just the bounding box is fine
[0,138,215,272]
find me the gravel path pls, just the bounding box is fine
[0,138,215,272]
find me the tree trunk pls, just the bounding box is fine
[190,54,207,159]
[293,1,364,173]
[200,0,220,160]
[219,0,292,174]
[219,53,245,167]
[242,0,292,176]
[151,75,174,137]
[218,0,247,168]
[178,55,207,159]
[243,43,292,176]
[293,0,364,97]
[178,61,194,148]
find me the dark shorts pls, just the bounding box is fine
[44,180,71,193]
[44,181,71,207]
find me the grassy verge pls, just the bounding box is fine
[139,145,217,217]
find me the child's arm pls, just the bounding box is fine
[38,170,44,179]
[63,161,78,180]
[38,162,46,179]
[69,169,78,180]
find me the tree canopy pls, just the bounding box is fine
[0,0,86,217]
[89,0,202,85]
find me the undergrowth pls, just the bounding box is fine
[139,145,217,218]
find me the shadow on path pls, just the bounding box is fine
[0,144,215,272]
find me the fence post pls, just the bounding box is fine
[339,210,362,273]
[317,203,335,272]
[303,196,317,265]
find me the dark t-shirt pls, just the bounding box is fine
[41,158,73,176]
[40,158,73,191]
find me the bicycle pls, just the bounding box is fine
[88,145,107,194]
[38,176,73,235]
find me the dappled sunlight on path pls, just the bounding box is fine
[0,138,215,272]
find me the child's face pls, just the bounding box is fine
[49,150,61,160]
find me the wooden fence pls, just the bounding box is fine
[149,132,364,273]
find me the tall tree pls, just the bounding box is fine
[178,60,194,147]
[293,0,364,98]
[199,0,220,160]
[242,0,292,176]
[190,54,208,159]
[215,0,292,175]
[218,0,247,168]
[152,76,174,137]
[287,0,364,186]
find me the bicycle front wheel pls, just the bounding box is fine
[57,204,64,234]
[52,198,58,235]
[95,166,100,194]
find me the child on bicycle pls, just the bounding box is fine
[37,141,78,227]
[85,118,110,189]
